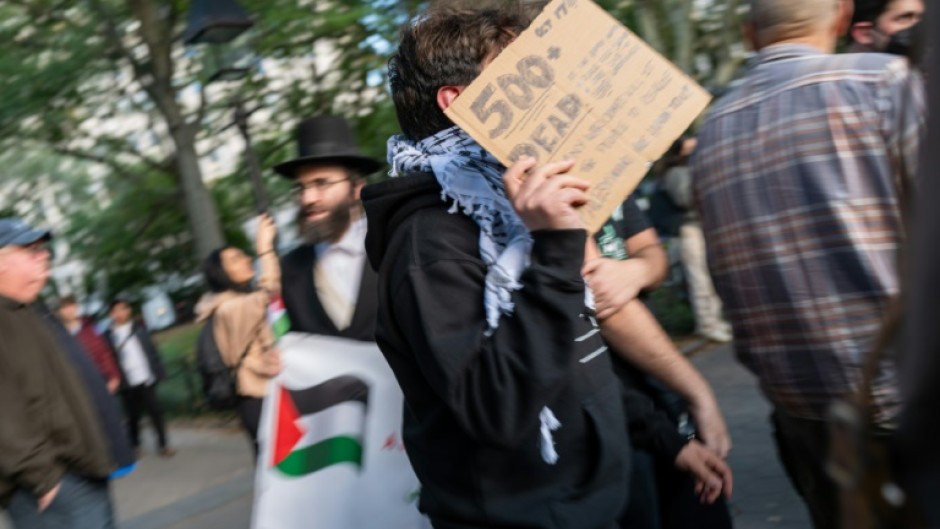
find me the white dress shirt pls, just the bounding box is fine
[111,322,155,387]
[314,215,368,321]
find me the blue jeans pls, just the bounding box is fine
[8,473,115,529]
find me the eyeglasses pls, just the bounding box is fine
[294,177,350,194]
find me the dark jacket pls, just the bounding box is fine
[105,321,167,390]
[280,243,377,341]
[72,317,122,384]
[0,297,114,506]
[362,174,632,529]
[39,305,136,472]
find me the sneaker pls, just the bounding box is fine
[698,327,732,343]
[158,447,177,458]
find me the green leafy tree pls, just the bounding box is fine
[0,0,419,303]
[598,0,748,89]
[63,167,253,304]
[0,0,742,306]
[0,0,420,259]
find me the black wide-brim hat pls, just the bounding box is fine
[273,115,382,178]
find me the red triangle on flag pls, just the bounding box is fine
[271,384,307,467]
[269,294,286,312]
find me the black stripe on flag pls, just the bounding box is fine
[288,375,369,416]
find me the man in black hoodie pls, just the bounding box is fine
[362,5,657,528]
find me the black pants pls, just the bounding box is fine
[771,410,839,529]
[619,449,732,529]
[237,396,264,458]
[120,384,168,449]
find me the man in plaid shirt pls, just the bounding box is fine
[692,0,925,526]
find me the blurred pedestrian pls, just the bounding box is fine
[692,0,925,526]
[41,302,137,481]
[660,137,732,343]
[195,214,282,452]
[0,217,117,528]
[56,295,122,394]
[848,0,923,53]
[105,299,175,458]
[276,115,382,340]
[587,202,734,529]
[897,2,940,521]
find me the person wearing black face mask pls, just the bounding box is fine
[848,0,924,53]
[884,20,928,70]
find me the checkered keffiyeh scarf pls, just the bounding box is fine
[387,126,564,464]
[387,126,532,333]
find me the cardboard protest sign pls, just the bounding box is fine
[444,0,711,232]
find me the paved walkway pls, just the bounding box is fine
[691,344,810,529]
[0,424,255,529]
[0,343,810,529]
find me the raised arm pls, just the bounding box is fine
[255,213,281,295]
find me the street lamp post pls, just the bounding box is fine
[184,0,269,213]
[233,99,269,213]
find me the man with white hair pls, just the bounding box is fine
[0,217,118,528]
[692,0,924,526]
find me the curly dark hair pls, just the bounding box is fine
[388,2,544,140]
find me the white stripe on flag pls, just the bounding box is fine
[295,401,367,449]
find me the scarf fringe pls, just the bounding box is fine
[539,406,561,465]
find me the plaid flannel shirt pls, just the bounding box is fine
[692,44,925,425]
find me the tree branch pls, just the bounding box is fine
[84,0,151,87]
[634,0,667,53]
[668,0,695,74]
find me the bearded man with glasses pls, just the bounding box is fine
[276,115,383,340]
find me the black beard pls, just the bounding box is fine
[299,200,355,245]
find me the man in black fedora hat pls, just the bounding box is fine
[276,115,382,340]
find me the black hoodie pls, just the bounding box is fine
[363,173,631,529]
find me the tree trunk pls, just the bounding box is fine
[669,0,695,75]
[172,124,225,258]
[713,0,745,88]
[124,0,225,260]
[634,0,666,53]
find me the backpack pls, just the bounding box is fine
[196,315,252,410]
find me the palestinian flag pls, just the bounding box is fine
[252,334,427,529]
[268,294,290,340]
[271,376,369,477]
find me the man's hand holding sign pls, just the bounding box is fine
[446,0,732,501]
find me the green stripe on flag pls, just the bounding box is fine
[275,435,363,477]
[271,313,291,340]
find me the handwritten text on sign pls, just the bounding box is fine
[445,0,711,232]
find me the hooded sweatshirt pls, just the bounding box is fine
[362,173,632,529]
